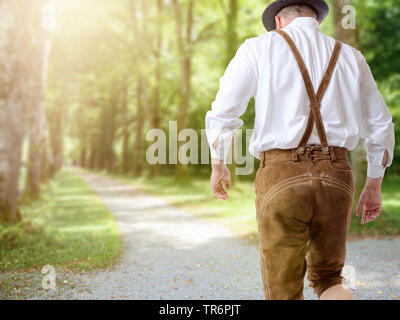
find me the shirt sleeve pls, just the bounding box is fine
[205,39,258,161]
[359,55,395,178]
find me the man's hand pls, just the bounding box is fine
[210,159,231,200]
[356,177,383,225]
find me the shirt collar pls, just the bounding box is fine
[286,17,321,30]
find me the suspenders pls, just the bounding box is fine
[273,29,342,162]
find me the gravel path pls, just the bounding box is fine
[30,171,400,300]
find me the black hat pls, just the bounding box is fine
[262,0,329,31]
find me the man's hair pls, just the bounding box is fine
[277,4,317,19]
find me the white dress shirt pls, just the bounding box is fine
[205,17,395,178]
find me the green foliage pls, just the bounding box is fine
[43,0,399,178]
[356,0,400,81]
[354,0,400,173]
[0,170,122,272]
[0,221,50,251]
[378,77,400,174]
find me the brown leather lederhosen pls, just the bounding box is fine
[254,30,355,300]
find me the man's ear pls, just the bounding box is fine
[275,16,282,29]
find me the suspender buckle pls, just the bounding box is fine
[297,146,305,154]
[322,146,330,155]
[293,147,304,162]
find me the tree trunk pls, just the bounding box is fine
[176,56,192,179]
[149,0,165,178]
[133,75,146,176]
[89,146,97,169]
[130,0,148,176]
[48,101,64,177]
[26,38,51,196]
[224,0,238,66]
[79,148,87,168]
[333,0,361,48]
[121,80,131,174]
[0,1,33,222]
[106,98,117,173]
[332,0,366,206]
[173,0,195,180]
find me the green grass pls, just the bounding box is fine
[101,171,400,243]
[0,170,123,272]
[348,175,400,237]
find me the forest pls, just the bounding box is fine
[0,0,398,224]
[0,0,399,289]
[0,0,399,301]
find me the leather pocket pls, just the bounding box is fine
[328,159,352,171]
[254,166,263,194]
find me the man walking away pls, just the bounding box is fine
[205,0,395,300]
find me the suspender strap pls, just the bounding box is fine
[273,29,342,156]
